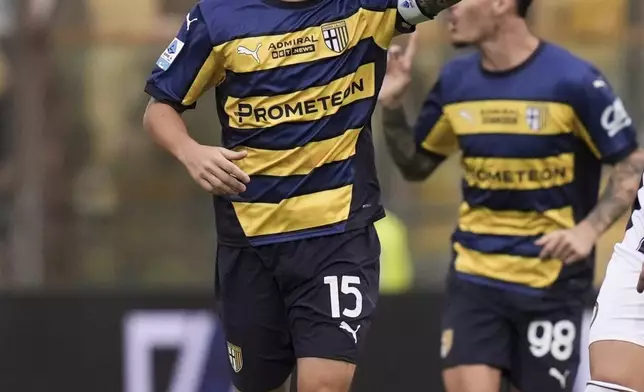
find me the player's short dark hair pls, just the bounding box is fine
[516,0,533,18]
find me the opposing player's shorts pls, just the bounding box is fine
[216,225,380,392]
[441,276,584,392]
[590,245,644,348]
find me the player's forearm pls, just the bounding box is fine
[382,106,439,181]
[143,98,198,163]
[398,0,462,25]
[584,149,644,236]
[416,0,462,18]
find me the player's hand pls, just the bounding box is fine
[637,263,644,293]
[378,32,419,109]
[178,142,251,196]
[535,222,600,264]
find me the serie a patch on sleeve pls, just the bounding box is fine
[397,0,432,25]
[156,38,185,71]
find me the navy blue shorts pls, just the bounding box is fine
[441,276,584,392]
[216,225,380,392]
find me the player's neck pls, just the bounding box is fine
[478,21,540,73]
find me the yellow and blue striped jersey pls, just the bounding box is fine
[146,0,414,246]
[415,42,638,294]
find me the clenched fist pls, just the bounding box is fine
[178,142,251,196]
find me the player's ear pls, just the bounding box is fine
[491,0,512,17]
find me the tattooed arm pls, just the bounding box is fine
[537,70,643,264]
[416,0,463,19]
[382,106,443,181]
[538,149,644,264]
[585,149,644,235]
[379,32,454,181]
[397,0,462,25]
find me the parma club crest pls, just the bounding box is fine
[321,21,350,53]
[227,342,243,373]
[525,105,549,131]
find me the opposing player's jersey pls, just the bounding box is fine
[414,42,638,294]
[618,175,644,259]
[146,0,414,246]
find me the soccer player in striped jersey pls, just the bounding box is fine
[378,0,644,391]
[142,0,461,391]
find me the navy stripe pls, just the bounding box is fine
[249,221,347,246]
[360,0,397,12]
[230,158,354,203]
[454,230,542,258]
[221,39,383,99]
[463,184,575,212]
[444,97,574,107]
[455,273,546,296]
[221,98,374,149]
[458,133,576,159]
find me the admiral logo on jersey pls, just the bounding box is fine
[145,0,415,246]
[414,42,638,292]
[269,36,318,59]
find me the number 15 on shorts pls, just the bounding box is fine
[324,276,363,318]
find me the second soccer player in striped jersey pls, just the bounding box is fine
[378,0,644,391]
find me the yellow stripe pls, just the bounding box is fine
[572,115,602,159]
[458,203,575,237]
[454,243,563,288]
[443,100,575,136]
[462,153,574,190]
[182,50,226,106]
[225,62,375,129]
[420,114,459,156]
[236,128,361,176]
[220,8,397,74]
[233,185,353,237]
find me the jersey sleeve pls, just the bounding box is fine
[390,0,417,35]
[144,3,224,113]
[413,78,459,160]
[394,12,417,35]
[361,0,416,35]
[569,68,638,164]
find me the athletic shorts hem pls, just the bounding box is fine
[295,352,358,365]
[216,213,385,247]
[231,376,291,392]
[442,360,508,371]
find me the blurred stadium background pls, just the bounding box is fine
[0,0,642,391]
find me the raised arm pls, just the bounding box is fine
[381,105,443,181]
[397,0,462,25]
[378,33,456,181]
